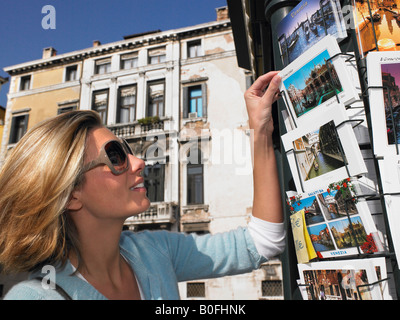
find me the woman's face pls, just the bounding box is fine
[77,127,150,220]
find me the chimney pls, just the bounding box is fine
[42,47,57,59]
[216,6,229,21]
[93,40,101,47]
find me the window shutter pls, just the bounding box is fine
[201,83,207,117]
[95,58,111,66]
[148,47,166,57]
[121,52,138,60]
[120,86,136,98]
[182,87,188,118]
[94,92,108,107]
[149,83,164,99]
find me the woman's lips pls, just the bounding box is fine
[130,182,146,192]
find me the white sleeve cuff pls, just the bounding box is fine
[248,215,286,260]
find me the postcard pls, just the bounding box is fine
[287,179,383,260]
[297,258,387,300]
[290,209,317,263]
[281,105,367,193]
[382,193,400,270]
[279,36,359,129]
[366,51,400,156]
[276,0,347,67]
[351,0,400,58]
[377,155,400,194]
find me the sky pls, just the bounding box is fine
[0,0,227,107]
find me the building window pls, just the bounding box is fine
[120,52,138,70]
[65,65,78,81]
[183,84,207,118]
[9,114,29,144]
[148,47,166,64]
[147,81,165,117]
[118,85,137,123]
[261,280,283,297]
[94,58,111,75]
[187,282,205,298]
[143,164,165,202]
[187,148,203,205]
[19,75,31,91]
[187,40,202,58]
[92,90,109,124]
[57,105,77,114]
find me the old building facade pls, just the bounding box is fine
[0,7,282,300]
[0,76,8,152]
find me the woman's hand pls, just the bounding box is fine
[244,71,281,138]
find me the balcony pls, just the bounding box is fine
[107,116,172,139]
[124,202,178,226]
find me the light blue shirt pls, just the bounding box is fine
[4,227,269,300]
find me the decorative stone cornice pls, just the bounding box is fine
[4,20,231,76]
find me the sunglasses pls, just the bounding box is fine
[82,138,134,175]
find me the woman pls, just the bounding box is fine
[0,72,285,300]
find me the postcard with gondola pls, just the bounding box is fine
[281,105,367,193]
[366,51,400,156]
[351,0,400,58]
[286,179,384,261]
[276,0,347,67]
[279,36,359,131]
[297,257,389,300]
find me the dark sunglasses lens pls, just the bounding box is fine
[105,141,127,172]
[123,139,133,155]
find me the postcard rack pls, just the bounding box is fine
[345,0,400,287]
[263,0,400,300]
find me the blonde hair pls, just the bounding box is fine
[0,110,102,274]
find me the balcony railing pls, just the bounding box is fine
[108,116,171,139]
[125,202,177,226]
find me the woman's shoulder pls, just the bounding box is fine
[3,278,65,300]
[120,229,174,249]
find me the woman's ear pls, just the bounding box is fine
[67,189,83,211]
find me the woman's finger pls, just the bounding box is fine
[262,75,282,106]
[249,71,280,94]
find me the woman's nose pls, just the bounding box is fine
[129,154,145,175]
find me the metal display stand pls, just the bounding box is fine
[262,0,400,299]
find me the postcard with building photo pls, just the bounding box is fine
[281,105,367,193]
[288,181,383,259]
[279,36,359,130]
[352,0,400,58]
[276,0,347,67]
[367,51,400,156]
[297,258,387,300]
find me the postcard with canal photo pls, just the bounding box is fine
[279,36,359,130]
[281,105,367,193]
[287,180,383,260]
[276,0,347,67]
[367,51,400,156]
[352,0,400,58]
[297,258,388,300]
